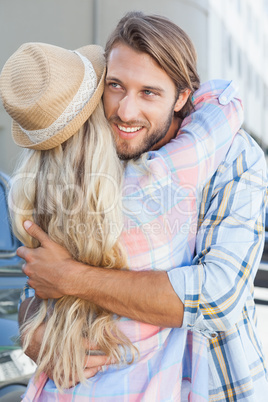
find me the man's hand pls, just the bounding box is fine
[51,354,111,388]
[17,220,74,299]
[24,322,111,386]
[19,298,112,385]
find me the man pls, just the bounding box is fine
[17,12,268,400]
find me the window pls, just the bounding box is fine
[264,37,268,60]
[263,84,268,109]
[228,36,233,67]
[236,0,241,14]
[247,63,252,90]
[254,18,259,42]
[237,48,242,76]
[264,0,268,16]
[256,73,260,96]
[247,4,252,32]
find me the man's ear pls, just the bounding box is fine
[174,89,191,112]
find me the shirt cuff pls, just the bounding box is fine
[167,265,218,339]
[18,282,35,309]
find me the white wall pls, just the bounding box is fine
[0,0,94,174]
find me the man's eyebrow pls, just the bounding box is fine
[105,76,122,84]
[105,77,165,93]
[141,85,165,94]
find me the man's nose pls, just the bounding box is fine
[117,94,140,123]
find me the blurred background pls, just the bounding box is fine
[0,0,268,174]
[0,0,268,386]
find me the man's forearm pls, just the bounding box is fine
[18,222,184,328]
[64,262,184,328]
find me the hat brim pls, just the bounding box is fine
[12,45,106,150]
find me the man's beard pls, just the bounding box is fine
[111,108,175,161]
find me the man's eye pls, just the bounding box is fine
[110,83,121,89]
[144,90,154,96]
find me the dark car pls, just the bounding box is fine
[0,172,36,399]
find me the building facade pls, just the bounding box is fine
[207,0,268,150]
[0,0,267,173]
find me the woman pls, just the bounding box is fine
[0,42,243,400]
[1,42,137,392]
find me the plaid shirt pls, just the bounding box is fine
[168,129,268,401]
[21,80,268,401]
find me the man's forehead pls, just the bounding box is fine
[106,43,174,91]
[107,44,148,65]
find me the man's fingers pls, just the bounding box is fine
[83,340,99,351]
[23,220,50,246]
[67,367,102,388]
[47,357,108,388]
[83,367,102,380]
[17,246,31,261]
[84,354,113,368]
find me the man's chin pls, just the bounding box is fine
[115,132,166,161]
[115,143,144,161]
[117,150,143,161]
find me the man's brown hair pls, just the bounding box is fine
[105,11,200,118]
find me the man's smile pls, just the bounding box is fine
[113,122,145,140]
[117,125,142,133]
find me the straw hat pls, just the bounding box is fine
[0,42,106,150]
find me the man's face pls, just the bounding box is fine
[103,43,183,160]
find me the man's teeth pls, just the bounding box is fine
[118,125,142,133]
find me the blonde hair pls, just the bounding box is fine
[9,102,137,391]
